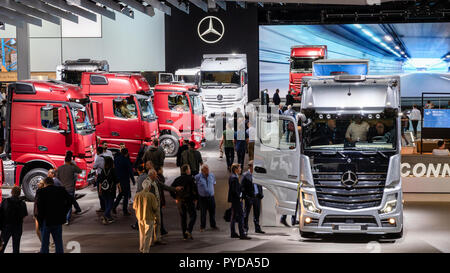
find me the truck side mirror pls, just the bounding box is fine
[92,101,104,126]
[58,107,68,131]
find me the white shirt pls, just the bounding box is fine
[432,149,450,156]
[409,108,421,121]
[247,127,256,142]
[102,150,113,158]
[345,121,370,142]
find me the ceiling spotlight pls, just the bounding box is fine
[401,51,405,54]
[129,10,133,17]
[395,46,400,50]
[384,35,393,41]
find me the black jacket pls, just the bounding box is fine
[227,174,242,203]
[0,197,28,227]
[114,154,136,186]
[35,185,72,226]
[176,144,189,167]
[273,92,281,105]
[170,174,198,202]
[286,94,294,106]
[240,171,264,200]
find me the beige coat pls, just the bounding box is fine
[133,191,158,222]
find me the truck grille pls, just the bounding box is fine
[313,172,386,210]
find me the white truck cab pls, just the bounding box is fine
[199,54,248,125]
[254,74,403,239]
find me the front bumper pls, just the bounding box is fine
[299,186,403,235]
[204,99,246,124]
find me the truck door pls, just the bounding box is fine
[109,96,141,157]
[37,104,72,156]
[253,114,300,216]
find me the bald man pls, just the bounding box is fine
[195,164,218,232]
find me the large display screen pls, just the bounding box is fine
[423,109,450,128]
[259,23,450,98]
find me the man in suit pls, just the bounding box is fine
[228,163,251,240]
[241,161,265,234]
[273,89,281,106]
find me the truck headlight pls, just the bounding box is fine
[379,194,398,214]
[302,193,321,213]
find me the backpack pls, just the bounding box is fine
[101,169,113,191]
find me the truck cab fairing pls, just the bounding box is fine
[3,81,99,200]
[199,54,248,123]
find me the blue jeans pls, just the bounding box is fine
[66,190,81,222]
[40,222,63,253]
[103,193,115,219]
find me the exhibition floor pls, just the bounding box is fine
[2,141,450,253]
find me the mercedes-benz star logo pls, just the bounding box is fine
[197,16,225,44]
[341,171,358,188]
[217,94,223,101]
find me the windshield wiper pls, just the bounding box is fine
[377,150,388,158]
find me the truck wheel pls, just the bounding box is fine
[160,135,179,157]
[22,168,48,201]
[300,230,318,239]
[381,228,403,240]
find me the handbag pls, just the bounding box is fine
[223,207,232,222]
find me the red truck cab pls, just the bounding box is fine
[289,45,327,100]
[153,83,205,157]
[2,80,102,200]
[80,72,159,162]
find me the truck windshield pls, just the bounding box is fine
[138,98,156,121]
[72,107,94,135]
[189,95,203,115]
[290,57,320,73]
[303,115,397,151]
[201,71,240,86]
[178,75,197,84]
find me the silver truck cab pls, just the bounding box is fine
[254,74,403,239]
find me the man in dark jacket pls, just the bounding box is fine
[228,163,251,240]
[57,151,82,225]
[241,161,265,234]
[286,91,294,107]
[273,89,281,106]
[176,139,190,170]
[113,148,136,216]
[0,186,28,253]
[171,164,198,240]
[36,177,72,253]
[143,138,166,171]
[181,141,203,176]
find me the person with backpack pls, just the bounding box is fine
[113,148,136,216]
[93,146,106,213]
[36,177,73,253]
[98,156,119,225]
[0,186,28,253]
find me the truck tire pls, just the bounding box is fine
[160,134,179,157]
[22,168,49,201]
[300,230,318,239]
